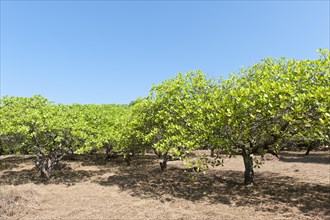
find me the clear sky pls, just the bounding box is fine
[1,1,329,104]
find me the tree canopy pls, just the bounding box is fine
[1,49,328,183]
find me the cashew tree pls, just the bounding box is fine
[0,96,76,178]
[141,71,219,171]
[0,96,129,178]
[215,49,330,184]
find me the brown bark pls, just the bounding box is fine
[159,153,169,172]
[242,150,254,185]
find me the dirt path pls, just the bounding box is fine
[0,151,329,219]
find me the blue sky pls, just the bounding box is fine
[1,1,329,104]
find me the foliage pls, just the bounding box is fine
[212,49,330,184]
[1,49,328,184]
[0,95,128,178]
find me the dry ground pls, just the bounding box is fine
[0,150,329,220]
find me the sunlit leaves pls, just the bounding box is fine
[0,49,328,181]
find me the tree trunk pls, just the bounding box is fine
[153,148,163,158]
[40,166,50,179]
[305,142,317,155]
[242,151,254,185]
[105,145,113,159]
[35,150,64,180]
[305,144,312,155]
[0,140,3,156]
[37,156,52,180]
[125,154,132,166]
[160,153,169,172]
[210,148,215,157]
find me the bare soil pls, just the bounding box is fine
[0,150,329,220]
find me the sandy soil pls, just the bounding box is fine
[0,150,329,220]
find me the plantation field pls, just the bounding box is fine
[0,150,329,220]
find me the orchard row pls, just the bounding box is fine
[1,49,329,184]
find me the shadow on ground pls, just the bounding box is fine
[0,156,34,171]
[0,154,157,186]
[0,165,107,186]
[0,154,113,186]
[279,151,330,164]
[98,165,330,218]
[67,153,156,167]
[1,154,329,218]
